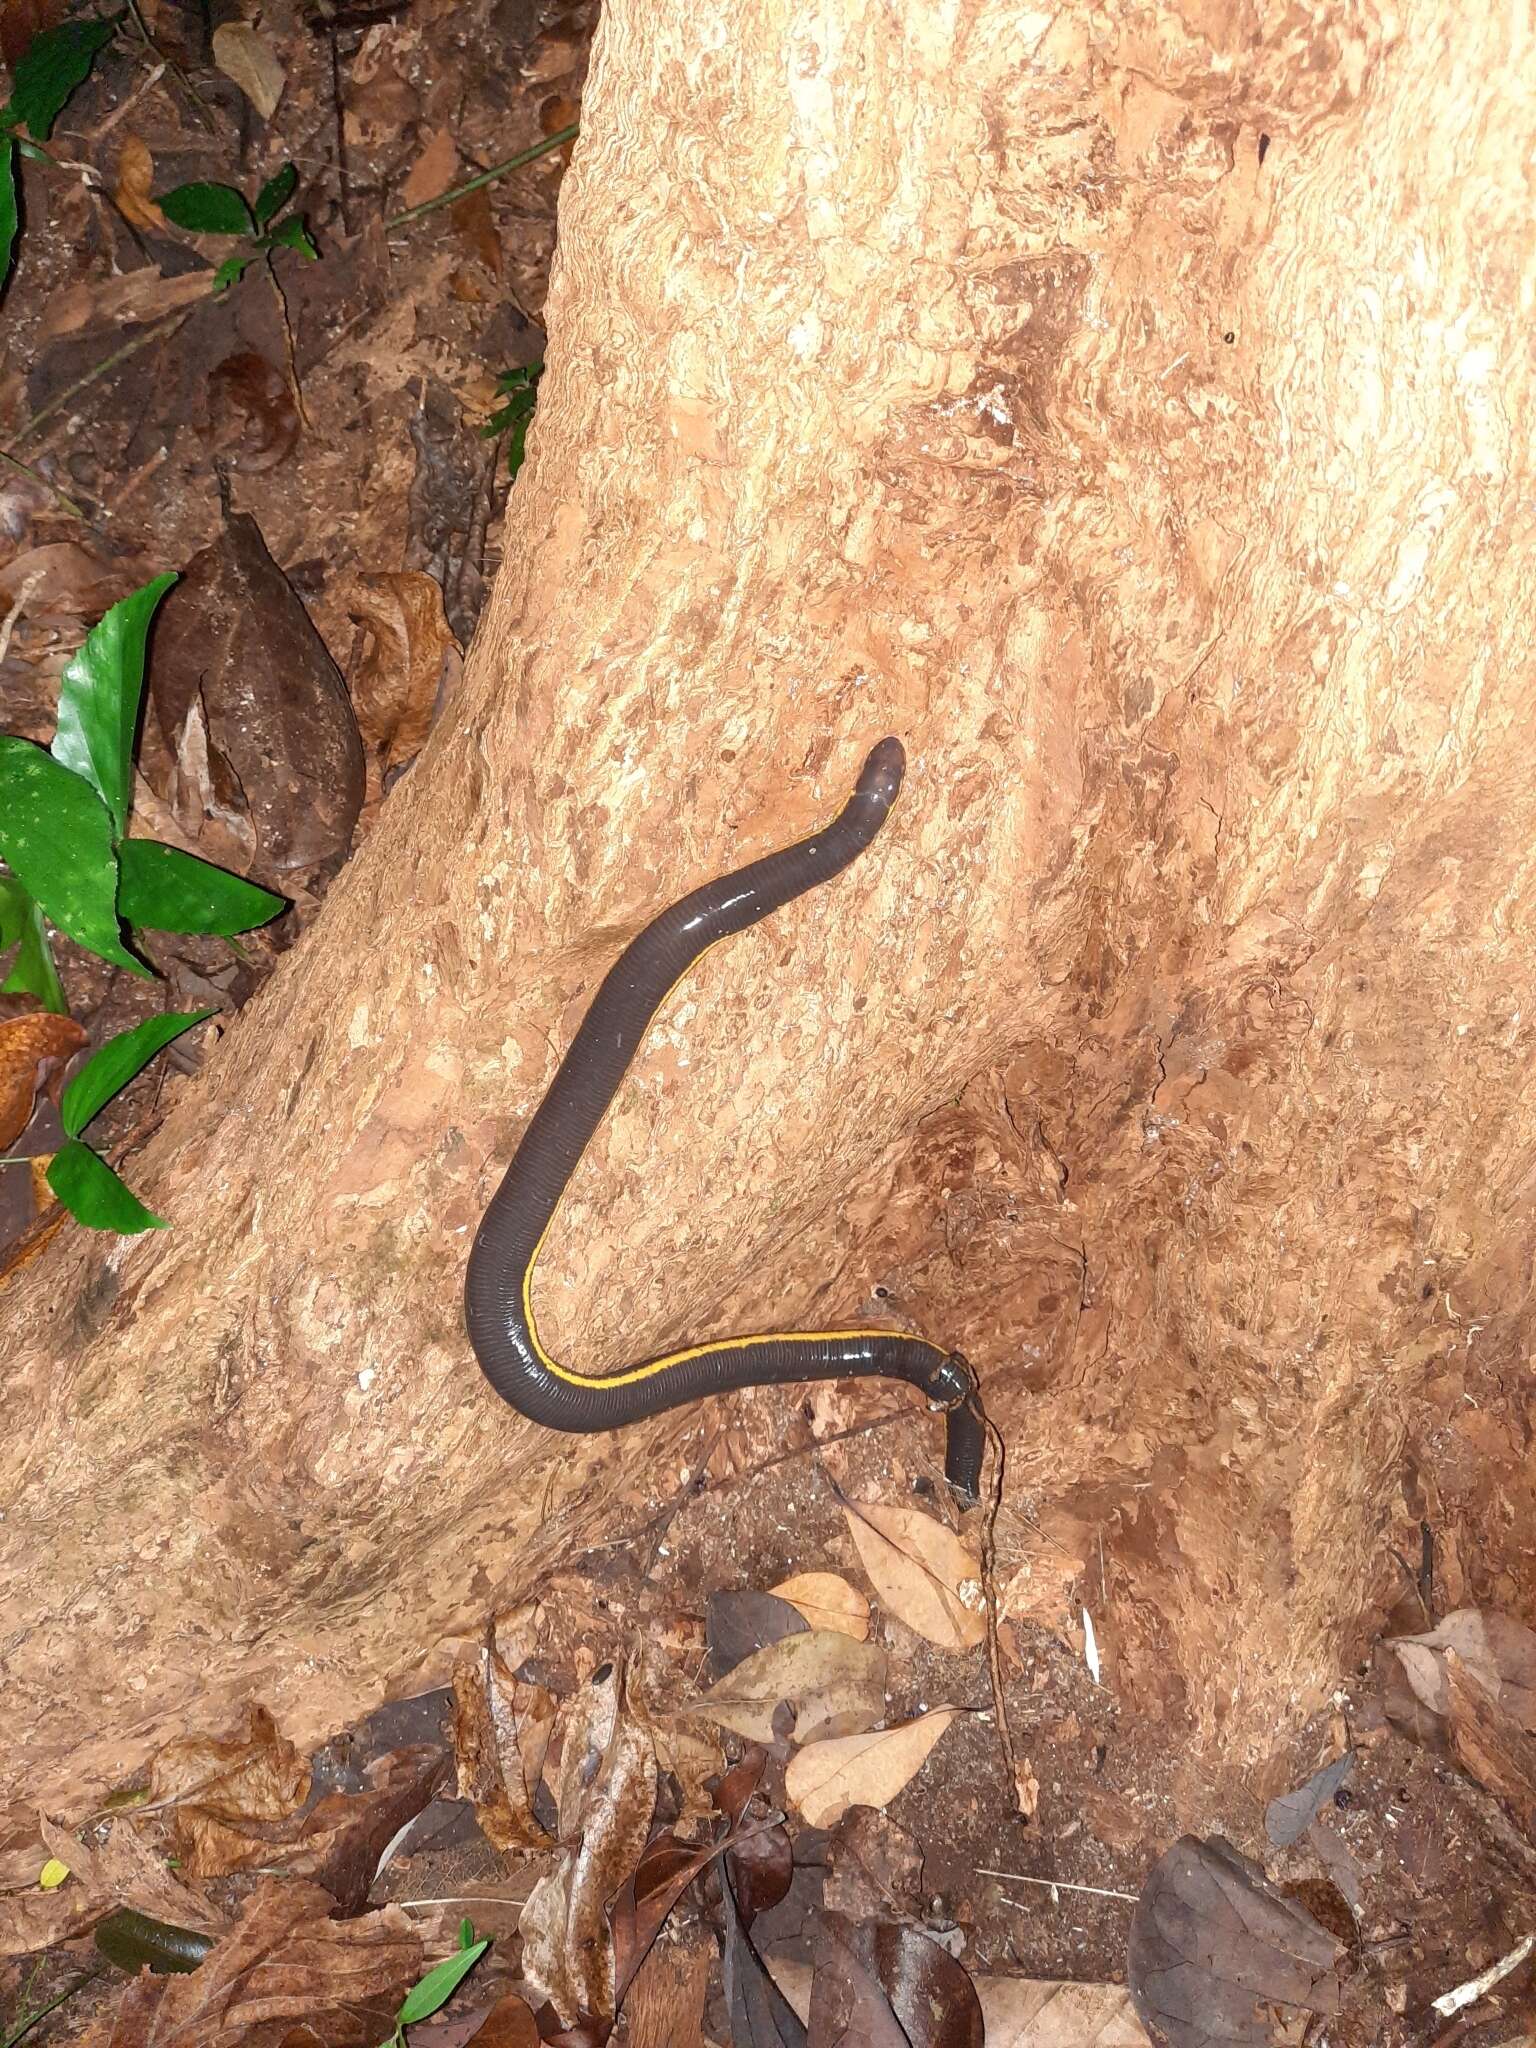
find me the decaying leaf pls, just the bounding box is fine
[773,1962,1149,2044]
[518,1660,657,2026]
[114,135,165,232]
[769,1571,871,1642]
[843,1501,986,1652]
[0,1809,228,1960]
[689,1629,887,1746]
[823,1807,925,1926]
[1127,1835,1344,2048]
[73,1878,418,2047]
[629,1649,722,1826]
[151,1703,309,1835]
[203,354,300,474]
[1384,1608,1536,1737]
[38,267,211,342]
[341,569,458,774]
[0,541,126,617]
[1264,1752,1353,1849]
[723,1854,808,2048]
[808,1914,984,2048]
[706,1589,808,1676]
[211,22,286,117]
[0,1010,87,1147]
[785,1708,959,1829]
[1442,1648,1536,1840]
[619,1932,710,2048]
[452,1619,558,1850]
[714,1745,793,1925]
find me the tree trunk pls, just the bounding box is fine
[4,0,1533,1834]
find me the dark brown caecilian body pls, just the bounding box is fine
[464,737,985,1500]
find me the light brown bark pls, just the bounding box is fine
[3,0,1534,1836]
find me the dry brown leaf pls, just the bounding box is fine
[0,1011,86,1147]
[689,1629,887,1746]
[211,22,286,117]
[809,1913,983,2047]
[151,1703,309,1828]
[843,1502,986,1652]
[1443,1648,1536,1838]
[0,1809,229,1959]
[769,1571,871,1642]
[784,1708,959,1829]
[629,1646,722,1825]
[1386,1608,1536,1731]
[518,1658,657,2026]
[451,1624,556,1851]
[114,135,164,232]
[0,541,125,616]
[39,267,211,342]
[73,1878,418,2047]
[399,127,460,212]
[773,1961,1150,2042]
[342,570,458,771]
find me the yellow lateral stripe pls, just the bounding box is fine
[517,775,912,1396]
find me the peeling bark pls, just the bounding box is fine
[3,0,1534,1831]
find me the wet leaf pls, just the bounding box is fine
[46,1138,163,1232]
[118,839,285,935]
[1126,1835,1344,2048]
[769,1572,871,1642]
[157,180,255,236]
[94,1907,214,1974]
[842,1502,986,1652]
[707,1589,808,1676]
[1264,1753,1353,1848]
[0,737,144,975]
[62,1011,211,1136]
[0,136,13,291]
[785,1709,959,1829]
[0,874,66,1011]
[0,1008,85,1145]
[722,1856,807,2048]
[690,1630,887,1746]
[519,1661,656,2026]
[808,1914,983,2048]
[211,22,285,119]
[53,572,177,836]
[73,1878,418,2046]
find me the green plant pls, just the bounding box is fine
[379,1921,490,2046]
[0,11,120,293]
[0,572,287,1232]
[155,160,317,291]
[481,360,543,480]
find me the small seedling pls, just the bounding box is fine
[379,1920,491,2046]
[0,573,287,1232]
[481,360,543,479]
[0,13,119,292]
[155,161,317,291]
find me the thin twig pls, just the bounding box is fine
[979,1868,1138,1903]
[123,0,214,126]
[2,310,194,454]
[385,124,577,231]
[0,568,48,666]
[977,1410,1023,1815]
[1,446,88,519]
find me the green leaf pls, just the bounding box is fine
[52,572,177,835]
[46,1137,164,1232]
[0,738,146,976]
[61,1010,211,1137]
[253,161,297,225]
[156,181,255,236]
[10,16,116,142]
[0,875,67,1013]
[211,251,256,293]
[0,136,16,298]
[458,1917,475,1950]
[265,213,316,260]
[118,840,285,936]
[396,1940,489,2024]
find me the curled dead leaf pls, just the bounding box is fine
[0,1011,87,1148]
[1385,1608,1536,1737]
[341,569,459,772]
[769,1571,871,1642]
[785,1709,960,1830]
[1127,1835,1344,2048]
[842,1500,986,1652]
[689,1629,887,1746]
[451,1624,557,1850]
[151,1702,309,1831]
[114,135,164,232]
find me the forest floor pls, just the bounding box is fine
[1,2,1534,2044]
